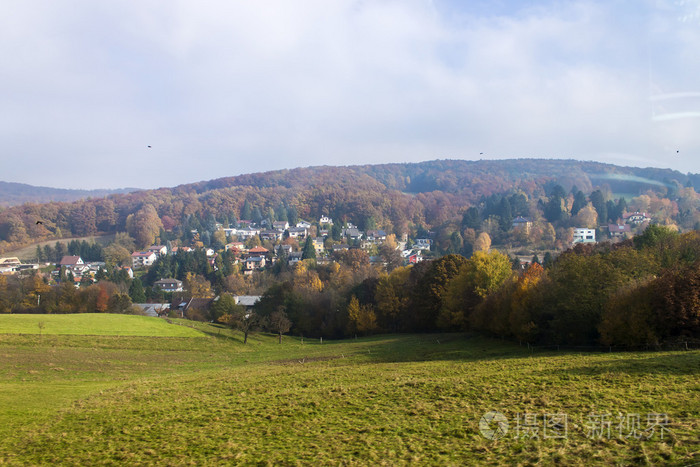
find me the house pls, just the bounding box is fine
[296,220,312,229]
[288,227,308,239]
[225,242,245,253]
[414,238,432,250]
[154,278,184,293]
[60,256,84,267]
[332,244,350,253]
[147,245,168,257]
[608,224,631,238]
[408,253,423,264]
[276,244,293,256]
[179,297,215,317]
[272,221,289,231]
[133,303,170,318]
[244,256,266,272]
[131,251,157,268]
[573,228,596,244]
[366,230,387,243]
[312,237,325,255]
[233,295,261,310]
[0,257,21,267]
[116,266,134,279]
[623,212,651,224]
[343,228,363,241]
[319,216,333,225]
[234,227,261,239]
[205,248,216,257]
[248,246,269,257]
[261,230,283,241]
[288,251,303,265]
[512,217,533,234]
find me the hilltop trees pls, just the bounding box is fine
[126,205,163,248]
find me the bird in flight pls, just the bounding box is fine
[147,145,152,148]
[36,221,43,225]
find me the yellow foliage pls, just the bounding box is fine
[347,296,378,334]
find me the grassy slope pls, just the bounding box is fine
[0,324,697,465]
[4,234,115,261]
[0,314,205,337]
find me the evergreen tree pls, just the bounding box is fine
[543,252,553,268]
[251,207,263,224]
[571,191,587,216]
[129,278,147,303]
[589,190,608,224]
[301,237,317,260]
[544,196,564,223]
[287,206,298,226]
[55,242,66,263]
[241,200,252,220]
[43,245,54,263]
[498,198,513,231]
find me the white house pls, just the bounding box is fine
[573,228,596,244]
[288,227,308,239]
[131,251,157,268]
[414,238,432,250]
[272,221,289,231]
[147,245,168,257]
[319,216,333,225]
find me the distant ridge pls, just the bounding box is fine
[0,181,139,207]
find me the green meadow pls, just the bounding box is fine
[0,315,698,465]
[0,313,204,337]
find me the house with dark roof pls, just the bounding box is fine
[608,224,632,238]
[154,278,184,293]
[288,227,308,239]
[623,212,651,224]
[60,256,84,267]
[366,230,387,243]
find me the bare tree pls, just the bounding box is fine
[219,306,261,344]
[268,308,292,344]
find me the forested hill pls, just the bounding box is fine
[186,159,695,197]
[0,181,138,207]
[0,158,697,253]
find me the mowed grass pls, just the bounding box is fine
[0,313,205,337]
[0,323,697,466]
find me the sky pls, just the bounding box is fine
[1,0,700,190]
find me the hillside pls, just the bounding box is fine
[0,158,696,253]
[0,329,697,464]
[0,181,138,207]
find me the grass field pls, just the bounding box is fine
[0,314,205,337]
[3,234,114,261]
[0,315,698,465]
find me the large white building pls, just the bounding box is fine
[573,228,596,244]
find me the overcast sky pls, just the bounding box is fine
[2,0,700,189]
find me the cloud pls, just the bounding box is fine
[0,0,698,189]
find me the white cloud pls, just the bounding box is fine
[0,0,698,189]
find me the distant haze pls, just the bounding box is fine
[1,0,699,189]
